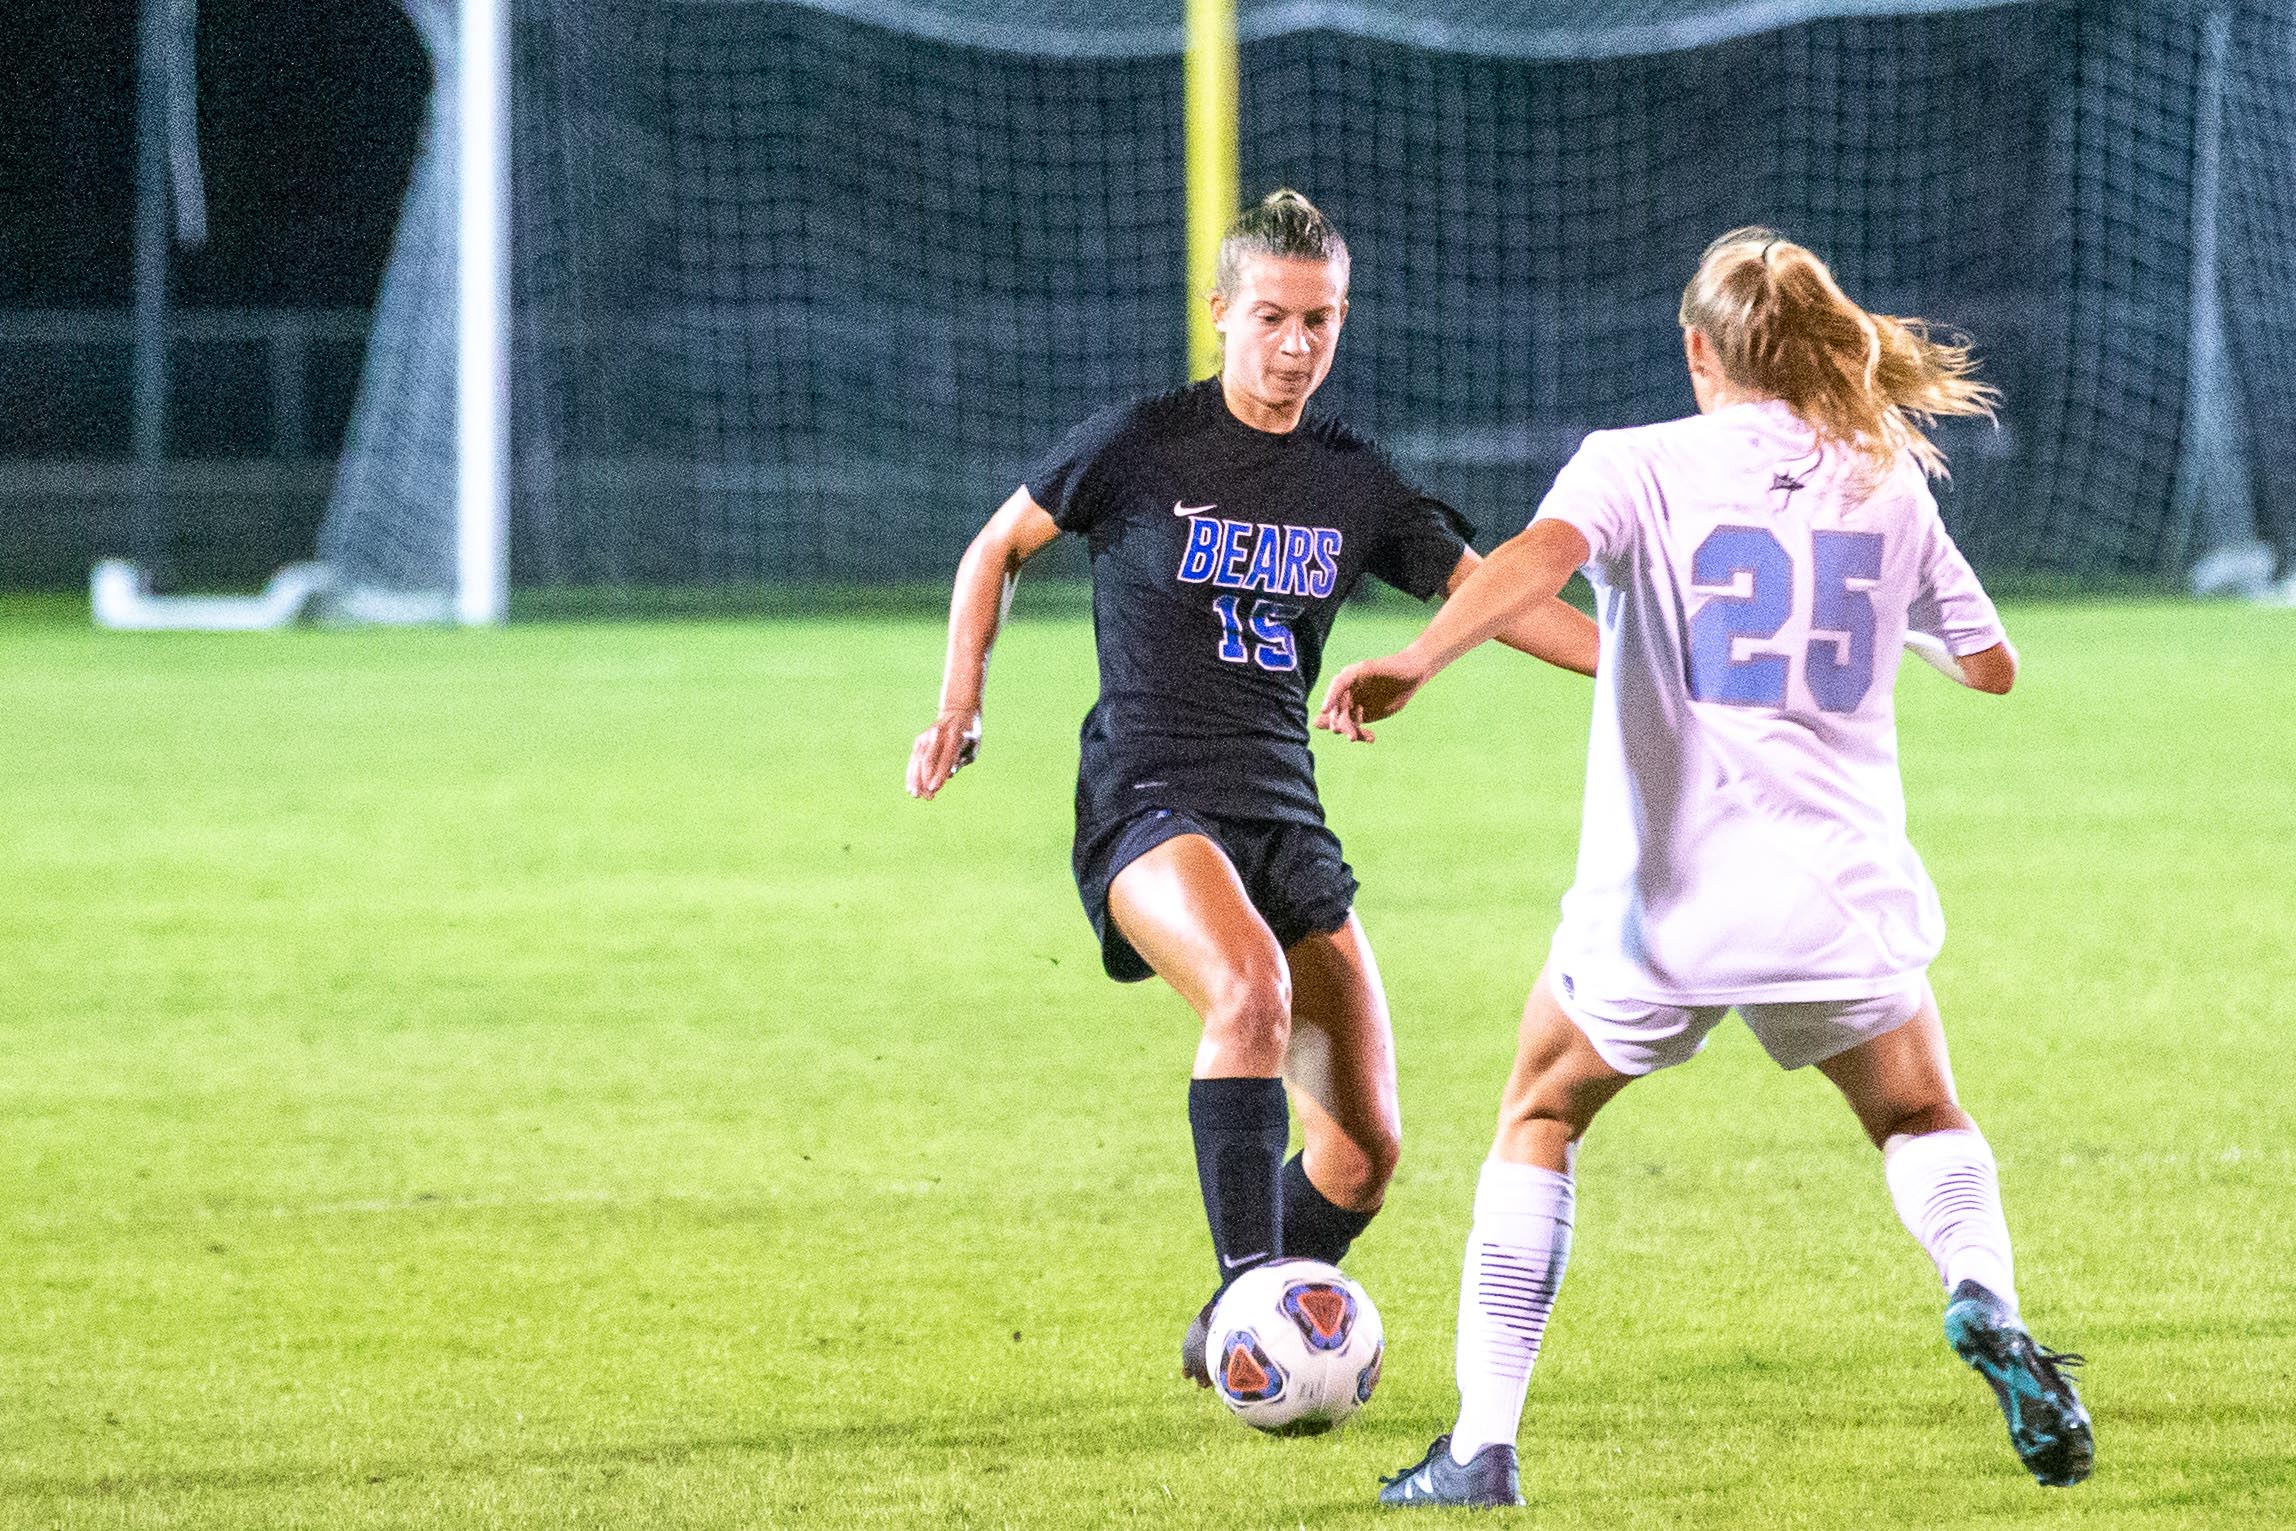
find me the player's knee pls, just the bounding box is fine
[1357,1124,1402,1195]
[1202,960,1292,1054]
[1491,1102,1582,1168]
[1870,1099,1974,1147]
[1500,1093,1581,1139]
[1496,1077,1597,1158]
[1305,1126,1399,1213]
[1500,1058,1578,1131]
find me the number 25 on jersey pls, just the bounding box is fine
[1688,526,1884,713]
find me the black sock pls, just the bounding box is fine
[1187,1077,1288,1289]
[1280,1152,1376,1266]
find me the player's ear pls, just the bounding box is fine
[1209,288,1229,332]
[1683,326,1711,383]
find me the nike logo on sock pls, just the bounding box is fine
[1220,1250,1268,1271]
[1173,500,1217,516]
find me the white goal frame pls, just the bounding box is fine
[98,0,508,630]
[455,0,510,625]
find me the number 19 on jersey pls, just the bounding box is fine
[1212,595,1300,672]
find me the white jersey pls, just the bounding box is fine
[1533,399,2005,1004]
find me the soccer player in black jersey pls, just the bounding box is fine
[906,190,1598,1389]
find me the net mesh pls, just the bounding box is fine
[2218,1,2296,566]
[658,4,1182,584]
[322,2,459,593]
[1237,10,2054,567]
[323,0,2296,597]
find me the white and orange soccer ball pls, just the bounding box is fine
[1204,1258,1384,1434]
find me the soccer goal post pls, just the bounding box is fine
[456,0,512,625]
[1185,0,1238,382]
[94,0,509,630]
[317,0,2296,608]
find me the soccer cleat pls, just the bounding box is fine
[1181,1294,1217,1388]
[1377,1434,1524,1509]
[1943,1280,2094,1487]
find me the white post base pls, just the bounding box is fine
[92,559,335,630]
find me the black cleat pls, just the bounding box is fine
[1377,1434,1524,1509]
[1181,1294,1217,1388]
[1943,1280,2094,1487]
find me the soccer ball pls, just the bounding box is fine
[1204,1258,1384,1434]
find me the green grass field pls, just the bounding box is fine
[2,594,2291,1529]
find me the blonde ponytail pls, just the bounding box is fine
[1678,227,1998,482]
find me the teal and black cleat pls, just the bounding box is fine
[1376,1434,1524,1509]
[1944,1280,2093,1487]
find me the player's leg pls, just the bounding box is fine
[1490,970,1642,1172]
[1278,913,1399,1265]
[1811,994,2013,1300]
[1811,990,2093,1486]
[1452,972,1633,1449]
[1387,968,1643,1508]
[1108,834,1293,1331]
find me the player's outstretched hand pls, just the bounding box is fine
[1316,654,1429,743]
[906,708,982,799]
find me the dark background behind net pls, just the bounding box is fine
[10,1,2293,593]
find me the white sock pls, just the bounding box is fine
[1883,1127,2018,1315]
[1449,1158,1574,1463]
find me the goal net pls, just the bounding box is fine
[321,0,2296,606]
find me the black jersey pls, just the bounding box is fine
[1026,379,1472,829]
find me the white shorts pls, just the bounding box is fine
[1552,971,1932,1076]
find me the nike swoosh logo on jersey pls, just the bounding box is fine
[1173,500,1218,516]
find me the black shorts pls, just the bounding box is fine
[1072,804,1360,982]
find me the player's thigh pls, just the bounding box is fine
[1282,913,1399,1163]
[1812,988,1961,1146]
[1107,832,1290,1021]
[1499,967,1638,1140]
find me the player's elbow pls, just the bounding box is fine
[1961,643,2017,695]
[959,523,1024,584]
[968,489,1056,580]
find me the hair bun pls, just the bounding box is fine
[1213,188,1349,297]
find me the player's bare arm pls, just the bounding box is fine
[1442,549,1599,678]
[1317,518,1592,741]
[906,487,1062,799]
[1956,642,2017,693]
[1905,631,2019,694]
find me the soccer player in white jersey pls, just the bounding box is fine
[1316,228,2092,1508]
